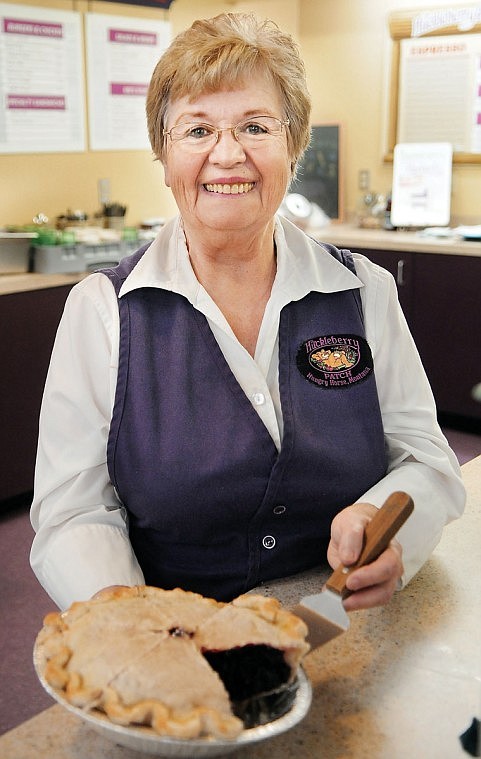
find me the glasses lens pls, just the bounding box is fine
[169,123,217,151]
[235,117,284,145]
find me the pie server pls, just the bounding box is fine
[293,491,414,650]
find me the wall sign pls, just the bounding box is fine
[86,12,170,151]
[387,6,481,163]
[0,2,85,154]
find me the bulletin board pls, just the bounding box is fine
[290,124,343,221]
[386,5,481,163]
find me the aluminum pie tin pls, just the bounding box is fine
[34,640,312,757]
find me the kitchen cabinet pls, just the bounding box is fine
[350,246,481,424]
[350,247,414,322]
[0,285,73,504]
[411,252,481,422]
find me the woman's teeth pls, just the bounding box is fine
[204,182,255,194]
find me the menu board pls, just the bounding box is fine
[85,13,170,151]
[397,33,481,153]
[0,2,85,154]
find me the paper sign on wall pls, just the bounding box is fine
[390,142,453,228]
[85,13,170,151]
[0,2,85,154]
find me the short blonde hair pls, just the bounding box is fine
[146,12,311,173]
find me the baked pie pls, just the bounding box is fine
[36,586,309,740]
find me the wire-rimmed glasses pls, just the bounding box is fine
[163,116,289,153]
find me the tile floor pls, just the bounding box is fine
[442,426,481,465]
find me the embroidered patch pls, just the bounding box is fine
[296,334,373,389]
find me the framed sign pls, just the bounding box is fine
[290,124,343,221]
[386,7,481,163]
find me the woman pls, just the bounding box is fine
[30,13,465,611]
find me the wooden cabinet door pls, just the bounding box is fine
[0,286,73,502]
[350,247,414,323]
[411,253,481,421]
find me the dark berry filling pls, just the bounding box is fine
[202,644,297,727]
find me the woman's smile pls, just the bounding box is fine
[203,181,256,194]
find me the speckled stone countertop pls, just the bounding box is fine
[1,456,480,758]
[310,223,481,257]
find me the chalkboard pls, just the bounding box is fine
[290,124,342,221]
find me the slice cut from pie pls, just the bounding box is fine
[36,585,309,740]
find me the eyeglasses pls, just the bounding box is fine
[163,116,289,153]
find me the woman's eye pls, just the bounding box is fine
[243,122,268,136]
[188,125,212,139]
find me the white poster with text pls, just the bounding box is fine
[0,2,85,154]
[86,13,170,151]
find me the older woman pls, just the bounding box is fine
[30,13,464,611]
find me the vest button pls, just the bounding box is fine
[262,535,276,549]
[273,504,286,515]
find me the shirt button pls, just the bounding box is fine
[252,392,265,406]
[273,505,286,515]
[262,535,276,549]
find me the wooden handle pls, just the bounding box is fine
[326,491,414,598]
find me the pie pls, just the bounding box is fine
[36,585,309,740]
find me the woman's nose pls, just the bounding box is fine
[208,129,246,164]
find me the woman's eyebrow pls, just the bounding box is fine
[174,108,272,123]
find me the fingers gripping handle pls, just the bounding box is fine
[326,491,414,598]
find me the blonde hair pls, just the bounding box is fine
[146,12,311,174]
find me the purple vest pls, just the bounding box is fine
[102,241,387,601]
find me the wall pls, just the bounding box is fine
[1,0,480,227]
[300,0,481,224]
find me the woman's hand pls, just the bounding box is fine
[327,503,404,612]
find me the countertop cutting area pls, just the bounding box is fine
[1,455,479,758]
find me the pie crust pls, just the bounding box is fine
[36,586,309,740]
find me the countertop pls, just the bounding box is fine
[1,455,480,758]
[0,272,85,296]
[2,223,481,297]
[309,223,481,257]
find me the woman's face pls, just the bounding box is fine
[162,73,293,238]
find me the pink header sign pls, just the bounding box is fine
[3,17,63,38]
[110,83,148,96]
[7,95,66,111]
[109,29,157,45]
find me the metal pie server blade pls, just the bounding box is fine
[293,491,414,650]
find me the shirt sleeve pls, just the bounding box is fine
[352,253,466,585]
[30,274,145,610]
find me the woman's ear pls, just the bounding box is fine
[162,156,171,188]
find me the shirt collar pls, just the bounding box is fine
[273,215,362,301]
[118,213,362,302]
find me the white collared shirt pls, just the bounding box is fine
[30,215,465,609]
